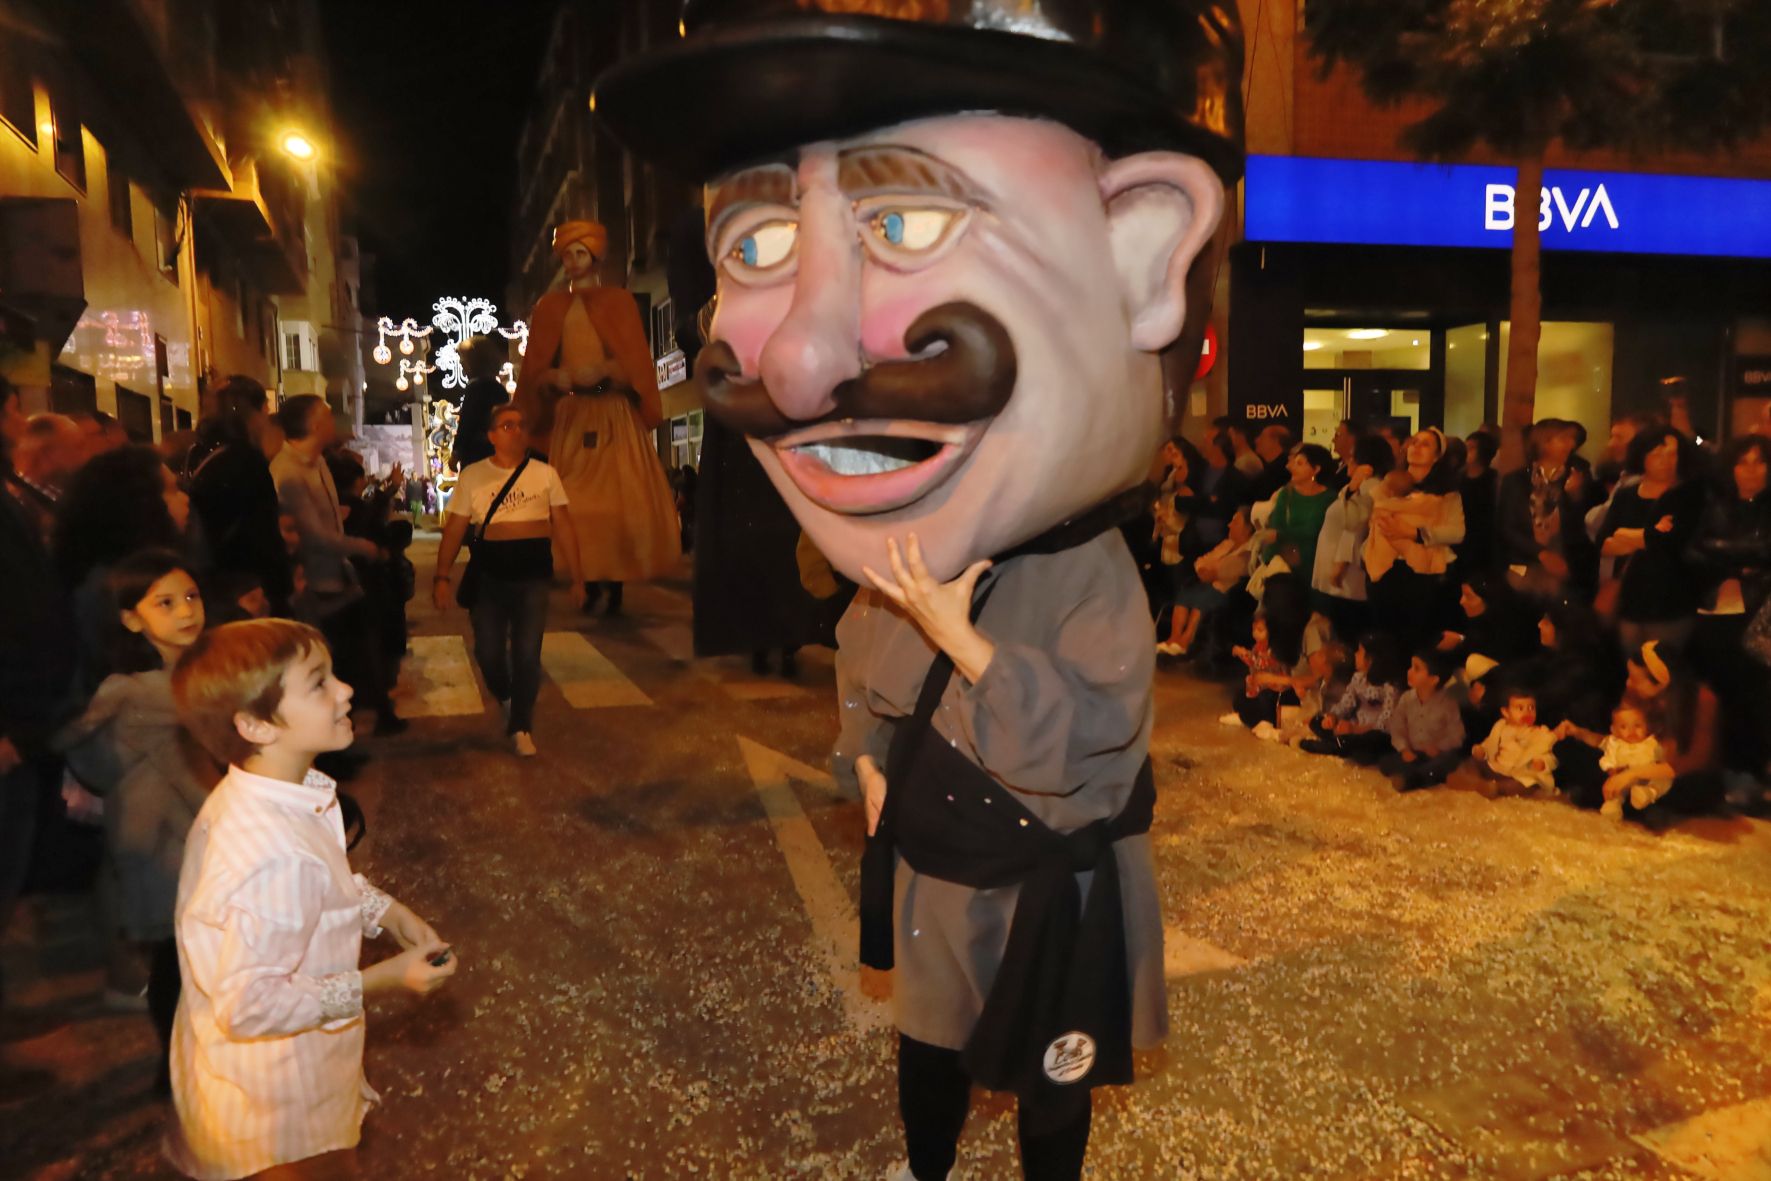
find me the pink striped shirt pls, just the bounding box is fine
[167,765,394,1180]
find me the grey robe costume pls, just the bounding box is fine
[833,529,1166,1053]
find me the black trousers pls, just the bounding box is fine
[1368,565,1454,652]
[1234,688,1297,729]
[1378,749,1464,790]
[1300,718,1393,765]
[899,1035,1092,1181]
[147,936,180,1089]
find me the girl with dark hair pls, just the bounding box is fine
[1300,631,1405,764]
[1258,443,1335,577]
[1364,428,1466,649]
[54,445,193,694]
[1596,426,1705,654]
[54,547,217,1095]
[1687,433,1771,809]
[1312,433,1394,642]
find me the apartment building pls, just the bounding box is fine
[0,0,355,442]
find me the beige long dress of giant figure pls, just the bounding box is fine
[546,297,680,582]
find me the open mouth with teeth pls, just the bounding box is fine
[773,420,985,515]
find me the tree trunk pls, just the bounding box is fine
[1497,153,1545,474]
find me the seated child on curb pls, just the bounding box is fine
[1556,703,1674,820]
[1380,650,1467,792]
[1300,632,1404,765]
[1164,506,1256,655]
[167,619,457,1180]
[1221,613,1294,736]
[1471,687,1558,795]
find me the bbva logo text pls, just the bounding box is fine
[1484,183,1620,233]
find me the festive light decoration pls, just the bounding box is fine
[372,298,530,487]
[373,317,431,370]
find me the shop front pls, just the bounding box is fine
[1231,155,1771,451]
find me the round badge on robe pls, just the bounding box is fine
[1042,1032,1097,1084]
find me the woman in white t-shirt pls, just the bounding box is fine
[432,406,584,757]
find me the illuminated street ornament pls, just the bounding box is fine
[396,375,408,392]
[428,297,527,391]
[373,317,432,369]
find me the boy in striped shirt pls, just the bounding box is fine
[168,620,456,1179]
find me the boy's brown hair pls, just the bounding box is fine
[172,619,327,766]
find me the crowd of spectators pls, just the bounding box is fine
[1,373,413,1038]
[1133,405,1771,823]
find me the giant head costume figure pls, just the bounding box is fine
[596,1,1244,584]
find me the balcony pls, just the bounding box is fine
[40,0,229,190]
[191,155,306,294]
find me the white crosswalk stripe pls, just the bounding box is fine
[395,635,488,717]
[538,631,654,708]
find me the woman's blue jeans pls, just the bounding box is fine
[469,577,551,733]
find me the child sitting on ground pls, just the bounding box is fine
[1222,612,1293,737]
[167,619,457,1179]
[1300,632,1405,765]
[1381,649,1467,792]
[1557,703,1674,821]
[1163,506,1255,656]
[1279,641,1349,745]
[1470,687,1558,795]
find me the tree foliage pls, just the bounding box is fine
[1305,0,1771,161]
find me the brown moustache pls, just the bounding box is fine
[696,301,1018,439]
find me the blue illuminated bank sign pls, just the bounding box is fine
[1245,155,1771,259]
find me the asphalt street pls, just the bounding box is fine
[5,539,1771,1180]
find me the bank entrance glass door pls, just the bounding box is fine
[1303,326,1434,440]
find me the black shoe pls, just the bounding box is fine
[373,709,409,737]
[1298,739,1337,756]
[779,649,799,679]
[581,582,603,614]
[604,582,624,616]
[751,650,771,676]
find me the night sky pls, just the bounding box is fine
[319,1,557,321]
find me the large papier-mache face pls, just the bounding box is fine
[697,113,1225,583]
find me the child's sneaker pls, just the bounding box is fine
[1630,780,1670,810]
[1600,795,1625,820]
[1218,712,1243,726]
[1251,721,1281,742]
[513,732,538,758]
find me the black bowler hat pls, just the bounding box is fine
[592,0,1245,184]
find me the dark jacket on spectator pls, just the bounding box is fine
[0,487,76,756]
[1249,457,1289,506]
[1688,489,1771,616]
[1597,480,1705,623]
[188,441,292,609]
[1456,467,1498,574]
[1496,465,1599,596]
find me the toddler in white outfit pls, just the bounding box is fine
[1472,688,1558,794]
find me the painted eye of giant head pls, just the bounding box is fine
[862,205,962,257]
[727,220,798,273]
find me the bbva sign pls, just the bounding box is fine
[1485,183,1620,233]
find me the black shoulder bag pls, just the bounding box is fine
[456,458,529,609]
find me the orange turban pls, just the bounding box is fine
[551,220,607,261]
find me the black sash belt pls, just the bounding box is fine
[858,576,1155,1117]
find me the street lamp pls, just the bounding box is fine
[280,131,317,161]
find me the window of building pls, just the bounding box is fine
[282,320,314,372]
[115,384,154,442]
[108,157,133,241]
[45,79,84,191]
[154,203,179,278]
[0,45,34,147]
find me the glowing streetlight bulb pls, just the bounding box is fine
[399,337,414,355]
[372,344,391,365]
[396,376,409,392]
[280,131,316,160]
